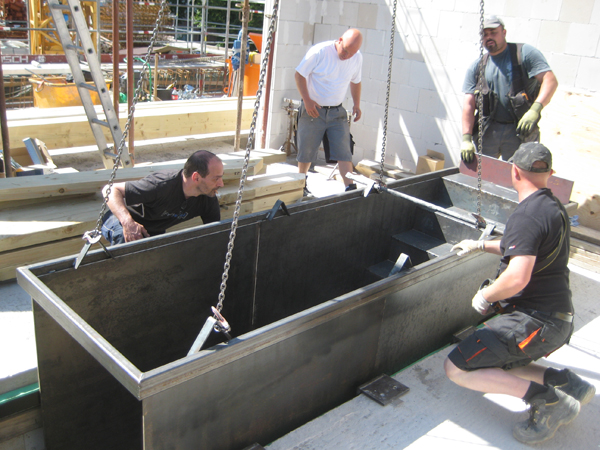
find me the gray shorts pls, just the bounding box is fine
[448,310,573,371]
[296,102,351,163]
[475,120,539,161]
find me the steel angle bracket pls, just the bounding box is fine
[73,231,113,269]
[265,200,290,221]
[358,374,409,406]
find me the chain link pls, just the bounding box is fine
[90,0,170,238]
[476,0,485,219]
[215,0,279,312]
[378,0,398,188]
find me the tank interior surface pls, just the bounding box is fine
[18,169,520,450]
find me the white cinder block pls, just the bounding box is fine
[507,18,542,48]
[403,33,425,62]
[394,85,420,113]
[321,1,340,26]
[282,21,308,46]
[439,10,468,42]
[314,24,332,43]
[529,0,562,21]
[409,61,434,90]
[277,0,299,22]
[392,58,412,85]
[357,2,378,30]
[538,20,570,53]
[559,0,596,23]
[339,2,360,28]
[575,57,600,91]
[505,0,533,19]
[417,89,443,117]
[365,29,387,56]
[565,24,600,57]
[592,1,600,25]
[547,53,581,87]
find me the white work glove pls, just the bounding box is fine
[472,290,490,315]
[451,239,484,256]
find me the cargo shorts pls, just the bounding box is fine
[296,102,351,164]
[448,310,574,371]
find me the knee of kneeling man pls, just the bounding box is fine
[443,357,462,380]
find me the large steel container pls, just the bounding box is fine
[18,168,518,450]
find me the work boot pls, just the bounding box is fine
[552,370,596,405]
[513,388,580,444]
[345,183,357,192]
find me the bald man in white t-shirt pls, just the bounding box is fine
[295,28,363,193]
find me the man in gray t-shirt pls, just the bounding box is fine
[460,15,558,162]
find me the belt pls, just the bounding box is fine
[322,104,342,109]
[500,304,574,323]
[493,120,515,124]
[534,311,574,323]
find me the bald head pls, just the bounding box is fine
[335,28,363,60]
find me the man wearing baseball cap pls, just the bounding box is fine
[460,15,558,162]
[447,143,594,444]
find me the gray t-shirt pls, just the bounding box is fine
[462,43,551,123]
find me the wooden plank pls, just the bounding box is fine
[229,148,287,166]
[7,98,255,150]
[0,236,84,281]
[0,406,43,444]
[0,173,305,253]
[0,156,263,203]
[571,225,600,246]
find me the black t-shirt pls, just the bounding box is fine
[124,169,220,235]
[499,188,572,313]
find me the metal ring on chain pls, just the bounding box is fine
[90,0,170,238]
[378,0,398,188]
[216,0,280,313]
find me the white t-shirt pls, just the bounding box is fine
[295,40,362,107]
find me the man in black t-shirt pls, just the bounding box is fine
[445,143,594,444]
[101,150,223,245]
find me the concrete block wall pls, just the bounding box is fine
[262,0,600,172]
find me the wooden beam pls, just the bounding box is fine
[0,156,264,203]
[7,98,255,150]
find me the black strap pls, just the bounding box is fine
[532,197,569,274]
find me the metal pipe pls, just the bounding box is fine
[234,0,250,151]
[260,26,275,149]
[113,0,120,119]
[380,186,479,227]
[0,47,13,177]
[127,0,134,162]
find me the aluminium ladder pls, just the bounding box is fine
[47,0,132,169]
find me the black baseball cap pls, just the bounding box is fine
[509,142,552,173]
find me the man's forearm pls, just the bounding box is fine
[350,82,361,107]
[534,71,558,108]
[462,94,476,135]
[295,72,312,103]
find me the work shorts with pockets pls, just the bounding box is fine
[296,102,351,164]
[448,310,574,371]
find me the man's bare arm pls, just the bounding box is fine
[102,183,149,242]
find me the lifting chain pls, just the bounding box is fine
[215,0,279,313]
[88,0,170,240]
[476,0,485,218]
[378,0,398,188]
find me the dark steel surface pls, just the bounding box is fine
[17,170,506,450]
[459,155,574,204]
[358,374,410,406]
